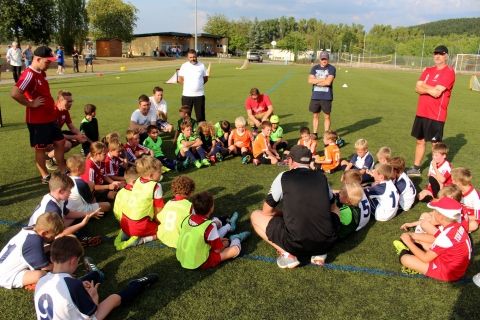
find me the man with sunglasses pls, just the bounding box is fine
[407,45,456,177]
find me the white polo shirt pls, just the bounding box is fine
[149,97,168,116]
[178,61,206,97]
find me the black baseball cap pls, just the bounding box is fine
[288,145,312,165]
[33,46,57,61]
[433,45,448,54]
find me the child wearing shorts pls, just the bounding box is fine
[252,121,280,166]
[228,116,253,164]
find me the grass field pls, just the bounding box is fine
[0,60,479,320]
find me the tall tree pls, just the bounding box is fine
[86,0,137,42]
[203,14,230,37]
[277,31,307,60]
[55,0,88,54]
[248,18,265,50]
[0,0,56,44]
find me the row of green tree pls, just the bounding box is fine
[0,0,137,54]
[204,14,480,56]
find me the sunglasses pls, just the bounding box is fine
[433,52,446,56]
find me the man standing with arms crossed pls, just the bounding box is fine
[406,45,455,176]
[11,46,66,184]
[178,49,208,122]
[307,51,336,139]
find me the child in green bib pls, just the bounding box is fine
[176,191,250,269]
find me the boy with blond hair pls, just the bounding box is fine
[331,183,366,239]
[157,176,196,248]
[341,170,371,228]
[228,116,254,164]
[0,212,64,290]
[376,146,391,165]
[393,197,471,281]
[451,167,480,222]
[340,138,374,183]
[66,154,111,213]
[252,121,280,165]
[315,130,340,173]
[364,163,399,221]
[390,156,417,212]
[418,142,452,201]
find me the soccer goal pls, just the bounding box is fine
[454,54,480,74]
[339,52,393,65]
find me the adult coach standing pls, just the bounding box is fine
[6,41,23,82]
[250,145,339,269]
[11,46,66,183]
[406,45,455,176]
[178,49,208,121]
[307,51,336,139]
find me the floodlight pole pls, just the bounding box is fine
[194,0,198,52]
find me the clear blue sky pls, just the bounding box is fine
[131,0,480,34]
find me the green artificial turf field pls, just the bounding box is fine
[0,61,479,319]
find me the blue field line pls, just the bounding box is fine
[265,70,294,95]
[0,219,22,227]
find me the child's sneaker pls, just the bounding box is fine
[335,137,345,148]
[182,158,191,169]
[276,252,300,269]
[41,174,51,184]
[128,273,159,288]
[401,266,420,275]
[201,158,211,167]
[311,254,327,266]
[194,160,202,169]
[393,240,410,255]
[83,256,106,282]
[114,230,140,251]
[406,167,421,177]
[241,154,251,164]
[472,273,480,287]
[215,152,223,162]
[229,231,250,243]
[228,211,239,232]
[46,157,58,171]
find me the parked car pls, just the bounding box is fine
[247,51,263,62]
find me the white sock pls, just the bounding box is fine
[229,238,241,258]
[138,236,155,245]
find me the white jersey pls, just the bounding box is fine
[462,185,480,220]
[0,228,49,289]
[356,191,371,231]
[35,272,97,320]
[365,180,399,222]
[178,61,206,97]
[67,176,99,213]
[149,96,168,118]
[395,172,417,211]
[29,194,69,226]
[427,160,452,184]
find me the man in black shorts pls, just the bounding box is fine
[307,51,336,139]
[250,145,339,268]
[406,45,455,176]
[11,46,66,183]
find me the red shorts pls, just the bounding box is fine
[426,261,461,282]
[200,250,222,269]
[120,215,158,237]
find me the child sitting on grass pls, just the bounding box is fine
[393,197,471,281]
[340,138,374,184]
[119,156,164,247]
[176,121,210,169]
[297,126,317,156]
[418,142,452,202]
[174,105,198,143]
[451,167,480,226]
[143,125,177,171]
[34,236,158,319]
[331,182,365,239]
[0,212,63,290]
[269,115,287,152]
[79,104,99,156]
[104,138,127,182]
[252,120,280,166]
[81,142,124,201]
[28,172,103,238]
[375,146,391,165]
[315,130,340,173]
[197,121,225,163]
[67,154,111,214]
[364,163,399,222]
[390,156,417,212]
[214,120,231,147]
[341,170,371,229]
[228,116,254,164]
[156,176,196,248]
[176,191,249,269]
[113,166,139,222]
[124,129,153,164]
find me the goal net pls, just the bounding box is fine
[454,54,480,74]
[339,52,393,64]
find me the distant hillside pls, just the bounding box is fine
[410,17,480,36]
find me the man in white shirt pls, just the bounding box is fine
[178,49,208,121]
[149,86,173,132]
[6,41,23,82]
[130,94,156,143]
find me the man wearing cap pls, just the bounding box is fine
[307,51,336,139]
[250,145,339,269]
[11,46,65,184]
[407,45,456,177]
[394,197,471,282]
[245,88,274,130]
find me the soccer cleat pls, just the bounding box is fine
[228,211,239,232]
[401,266,420,275]
[114,230,140,251]
[182,158,191,169]
[472,273,480,287]
[194,160,202,169]
[41,174,51,184]
[336,137,345,148]
[45,158,58,171]
[201,158,211,167]
[215,152,223,162]
[406,167,421,177]
[393,240,410,256]
[128,273,159,289]
[241,154,251,164]
[229,231,250,243]
[277,252,300,269]
[83,256,105,282]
